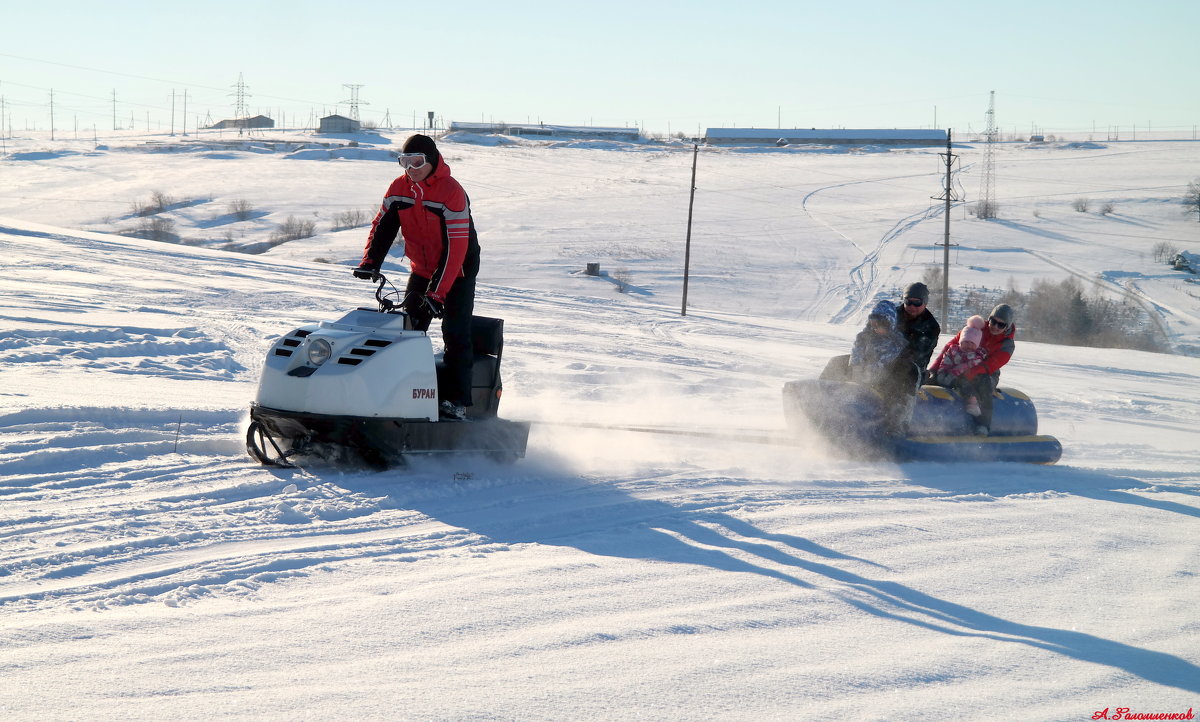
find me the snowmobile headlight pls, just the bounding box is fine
[306,338,333,366]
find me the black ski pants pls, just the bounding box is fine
[933,370,1000,428]
[404,272,476,407]
[959,373,999,428]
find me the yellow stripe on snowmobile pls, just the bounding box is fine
[919,385,955,400]
[907,434,1058,445]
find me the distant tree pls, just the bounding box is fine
[1184,178,1200,222]
[1072,197,1090,213]
[1152,241,1180,263]
[228,199,254,221]
[923,265,945,313]
[331,209,370,231]
[973,199,999,219]
[1100,201,1115,216]
[130,216,177,243]
[151,190,176,213]
[269,216,316,246]
[613,267,632,293]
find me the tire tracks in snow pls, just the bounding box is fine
[797,171,945,324]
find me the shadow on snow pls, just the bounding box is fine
[350,460,1200,694]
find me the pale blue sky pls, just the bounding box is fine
[1,0,1197,136]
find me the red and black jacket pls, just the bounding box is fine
[360,161,480,301]
[964,323,1016,379]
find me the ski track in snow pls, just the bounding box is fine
[797,170,947,324]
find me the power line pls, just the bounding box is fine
[0,51,329,107]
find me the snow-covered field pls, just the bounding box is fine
[1,129,1198,720]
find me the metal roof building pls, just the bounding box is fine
[705,128,948,146]
[318,114,362,134]
[449,121,640,142]
[208,115,275,130]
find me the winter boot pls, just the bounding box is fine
[883,395,917,437]
[964,396,982,417]
[439,400,468,422]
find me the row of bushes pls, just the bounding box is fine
[972,176,1200,221]
[919,269,1169,353]
[123,190,372,249]
[970,198,1117,218]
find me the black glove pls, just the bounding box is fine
[422,295,444,319]
[352,265,380,281]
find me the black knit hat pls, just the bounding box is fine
[904,282,929,302]
[990,303,1014,325]
[401,133,440,173]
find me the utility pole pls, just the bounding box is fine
[932,130,960,324]
[112,89,118,130]
[681,144,699,317]
[170,89,176,136]
[182,89,188,136]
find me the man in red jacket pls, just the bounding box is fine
[354,134,481,421]
[957,303,1017,435]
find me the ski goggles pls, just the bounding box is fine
[988,316,1011,332]
[397,153,428,170]
[904,297,925,307]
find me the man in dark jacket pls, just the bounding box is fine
[353,134,481,421]
[820,281,941,435]
[894,282,942,379]
[877,281,941,433]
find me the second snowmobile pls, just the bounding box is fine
[783,364,1062,464]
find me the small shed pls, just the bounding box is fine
[319,114,361,134]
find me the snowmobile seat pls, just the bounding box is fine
[436,316,506,418]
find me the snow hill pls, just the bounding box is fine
[1,130,1198,720]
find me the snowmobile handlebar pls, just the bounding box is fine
[363,273,423,319]
[372,274,402,312]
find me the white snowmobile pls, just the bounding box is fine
[246,274,530,469]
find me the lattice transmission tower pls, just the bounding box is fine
[977,90,998,219]
[341,84,367,121]
[231,73,250,120]
[227,73,254,135]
